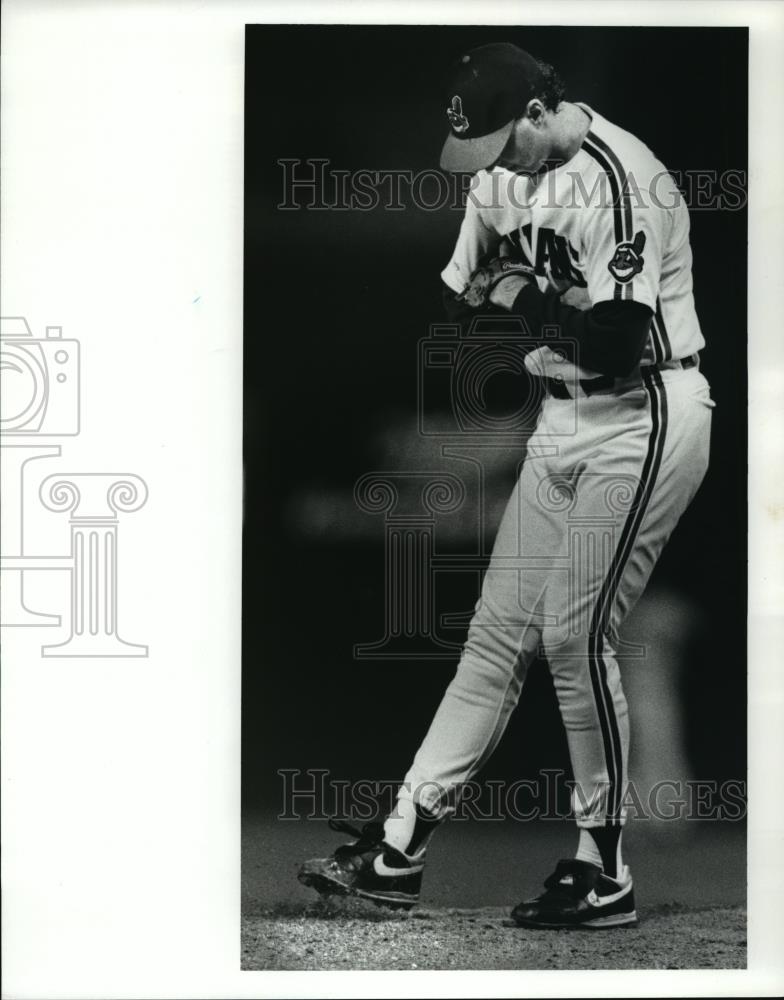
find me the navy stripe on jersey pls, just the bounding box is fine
[587,131,634,244]
[583,132,634,299]
[582,135,630,302]
[650,314,664,363]
[587,368,668,821]
[582,139,625,245]
[591,129,670,357]
[654,298,672,361]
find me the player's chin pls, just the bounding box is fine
[517,158,546,177]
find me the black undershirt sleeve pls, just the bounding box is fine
[442,281,653,378]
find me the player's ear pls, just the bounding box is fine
[526,99,545,125]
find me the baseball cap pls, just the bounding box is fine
[439,43,545,173]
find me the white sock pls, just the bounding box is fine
[383,796,439,857]
[383,796,418,854]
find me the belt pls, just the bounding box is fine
[544,353,699,400]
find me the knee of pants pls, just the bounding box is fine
[445,629,537,716]
[459,605,540,684]
[540,636,629,730]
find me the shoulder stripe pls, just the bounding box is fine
[586,131,634,242]
[584,131,642,304]
[582,137,625,244]
[583,136,626,301]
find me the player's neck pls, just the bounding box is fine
[545,102,592,167]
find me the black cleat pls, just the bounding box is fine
[298,818,424,910]
[512,859,638,929]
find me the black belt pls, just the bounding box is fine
[544,353,699,400]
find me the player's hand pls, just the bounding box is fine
[457,256,535,309]
[489,274,529,310]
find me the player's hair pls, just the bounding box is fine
[532,58,567,111]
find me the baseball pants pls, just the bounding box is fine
[397,364,713,828]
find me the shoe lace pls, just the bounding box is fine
[328,817,386,858]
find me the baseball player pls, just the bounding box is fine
[300,42,713,928]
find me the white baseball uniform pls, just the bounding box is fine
[394,105,713,832]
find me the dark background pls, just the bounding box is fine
[243,26,747,812]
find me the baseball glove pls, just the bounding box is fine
[457,256,536,309]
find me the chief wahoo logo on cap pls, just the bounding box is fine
[447,95,470,133]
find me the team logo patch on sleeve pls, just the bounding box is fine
[608,230,646,283]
